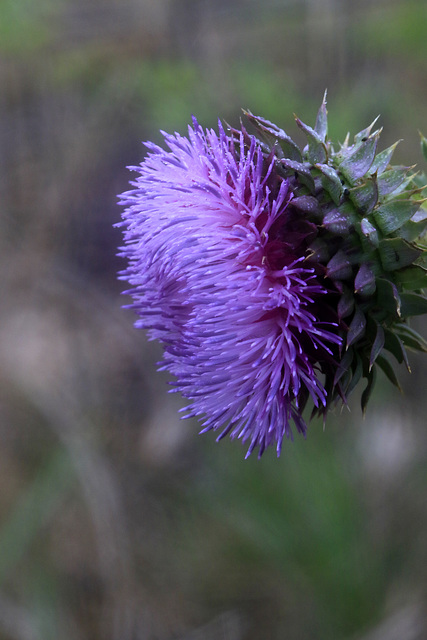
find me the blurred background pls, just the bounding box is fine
[1,0,427,638]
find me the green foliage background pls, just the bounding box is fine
[0,1,426,639]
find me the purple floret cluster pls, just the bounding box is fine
[118,119,342,457]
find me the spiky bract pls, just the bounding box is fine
[244,93,427,416]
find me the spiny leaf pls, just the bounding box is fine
[361,366,377,415]
[400,218,427,242]
[393,265,427,290]
[399,292,427,317]
[354,263,376,297]
[279,158,315,192]
[378,237,423,272]
[370,140,401,175]
[323,209,352,235]
[415,250,427,270]
[338,287,355,319]
[326,250,353,280]
[315,163,344,205]
[401,220,427,242]
[400,204,427,241]
[306,238,330,263]
[354,116,380,144]
[290,195,322,215]
[376,355,402,391]
[244,111,303,162]
[338,369,353,401]
[369,323,385,370]
[339,132,380,183]
[347,306,366,347]
[345,354,363,398]
[375,277,401,316]
[394,323,427,352]
[384,328,410,371]
[341,132,351,149]
[314,90,328,141]
[333,347,354,386]
[411,171,427,192]
[373,199,421,235]
[377,167,412,198]
[411,205,427,223]
[360,217,379,248]
[295,116,327,164]
[349,174,378,213]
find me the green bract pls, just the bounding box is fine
[244,94,427,416]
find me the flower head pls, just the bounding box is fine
[118,98,427,458]
[118,118,341,457]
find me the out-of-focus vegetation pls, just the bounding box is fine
[1,1,427,639]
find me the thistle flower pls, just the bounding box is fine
[118,97,427,458]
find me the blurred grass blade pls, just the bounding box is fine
[0,448,75,585]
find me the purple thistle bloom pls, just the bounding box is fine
[118,118,342,458]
